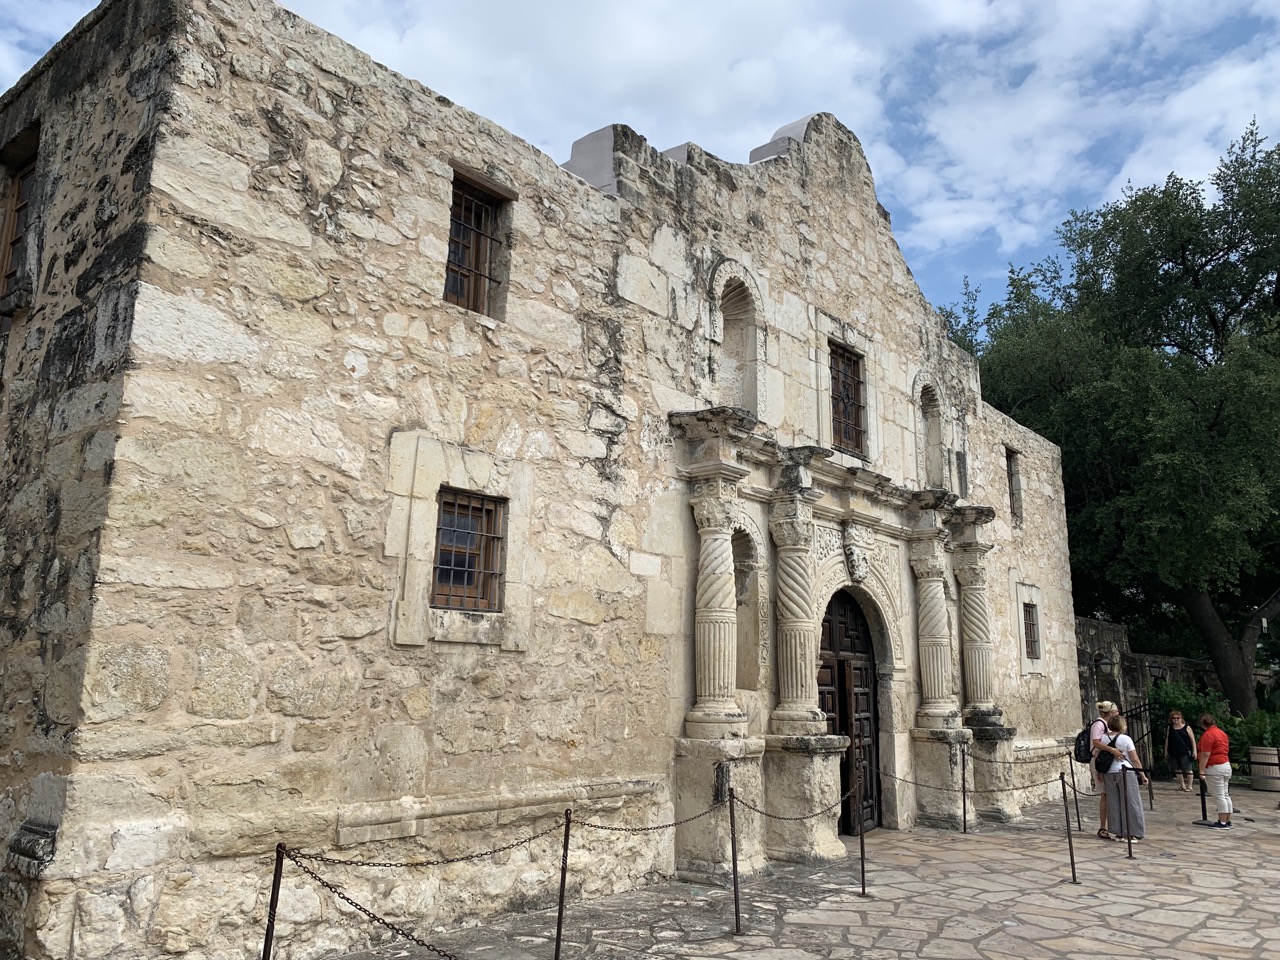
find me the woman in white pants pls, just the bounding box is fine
[1198,713,1233,829]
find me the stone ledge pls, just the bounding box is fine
[336,777,664,846]
[673,736,766,761]
[763,734,850,755]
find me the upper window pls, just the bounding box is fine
[430,488,508,612]
[1,161,36,298]
[830,341,867,456]
[1005,447,1023,525]
[1023,602,1041,660]
[444,176,505,316]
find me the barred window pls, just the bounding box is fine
[1023,602,1041,660]
[430,488,507,612]
[1,162,36,298]
[830,342,867,456]
[444,177,504,316]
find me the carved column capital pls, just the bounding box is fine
[909,537,949,581]
[769,495,815,549]
[952,552,987,588]
[692,497,741,532]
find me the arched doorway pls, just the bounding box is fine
[819,589,879,834]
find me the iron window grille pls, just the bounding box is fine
[444,177,504,316]
[1023,602,1041,660]
[830,342,867,456]
[1,162,36,298]
[430,488,508,612]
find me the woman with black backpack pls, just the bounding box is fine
[1099,713,1149,841]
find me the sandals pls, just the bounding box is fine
[1097,829,1112,840]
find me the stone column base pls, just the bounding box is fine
[909,727,973,829]
[673,737,766,885]
[762,734,850,864]
[971,724,1020,823]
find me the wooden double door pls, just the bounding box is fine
[818,590,879,834]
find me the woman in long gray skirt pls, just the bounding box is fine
[1101,714,1149,841]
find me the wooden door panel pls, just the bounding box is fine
[820,590,879,835]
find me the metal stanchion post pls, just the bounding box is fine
[961,747,968,835]
[1119,772,1134,859]
[1068,757,1081,830]
[728,788,742,936]
[554,809,572,960]
[1193,773,1212,826]
[261,842,286,960]
[1059,774,1078,885]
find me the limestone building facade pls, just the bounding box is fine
[0,0,1080,956]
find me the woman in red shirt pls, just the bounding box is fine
[1197,713,1233,828]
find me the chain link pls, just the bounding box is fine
[880,770,1062,796]
[284,848,462,960]
[576,800,725,833]
[291,820,563,868]
[967,750,1072,766]
[732,783,858,822]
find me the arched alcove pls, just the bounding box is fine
[708,260,764,418]
[920,384,946,488]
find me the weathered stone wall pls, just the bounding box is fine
[970,403,1079,802]
[28,0,675,956]
[0,0,1081,954]
[0,1,180,954]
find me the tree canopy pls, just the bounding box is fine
[955,123,1280,714]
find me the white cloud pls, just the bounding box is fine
[0,0,1277,311]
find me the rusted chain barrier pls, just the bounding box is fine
[732,783,858,821]
[262,820,566,959]
[879,770,1062,795]
[576,800,725,832]
[264,749,1125,959]
[281,846,462,960]
[290,820,565,868]
[967,749,1073,765]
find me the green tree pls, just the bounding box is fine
[980,123,1280,714]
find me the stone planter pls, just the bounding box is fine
[1249,746,1280,792]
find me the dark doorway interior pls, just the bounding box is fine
[819,590,879,834]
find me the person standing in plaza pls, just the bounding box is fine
[1165,710,1198,791]
[1102,714,1148,841]
[1198,713,1233,828]
[1091,701,1122,839]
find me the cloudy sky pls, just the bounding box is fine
[2,0,1277,315]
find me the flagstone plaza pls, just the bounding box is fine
[329,780,1280,959]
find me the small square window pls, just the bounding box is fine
[430,488,508,612]
[444,176,505,316]
[830,341,867,456]
[1023,602,1041,660]
[1,161,36,298]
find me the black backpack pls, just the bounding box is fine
[1073,718,1102,764]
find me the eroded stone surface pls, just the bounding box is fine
[0,0,1078,957]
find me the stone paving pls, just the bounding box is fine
[326,781,1280,960]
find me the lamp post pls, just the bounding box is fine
[1148,659,1165,682]
[1094,653,1115,677]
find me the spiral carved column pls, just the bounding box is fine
[954,545,1004,726]
[910,538,959,728]
[769,494,827,735]
[686,492,749,738]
